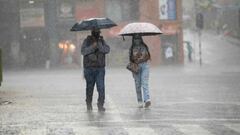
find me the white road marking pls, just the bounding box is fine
[19,128,47,135]
[126,127,158,135]
[225,124,240,133]
[106,95,124,122]
[106,95,158,135]
[185,97,197,102]
[160,101,240,106]
[73,127,102,135]
[2,118,240,127]
[174,124,213,135]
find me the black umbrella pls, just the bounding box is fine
[70,18,117,31]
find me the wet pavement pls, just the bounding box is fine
[1,31,240,135]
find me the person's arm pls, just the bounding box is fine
[81,37,96,56]
[97,37,110,54]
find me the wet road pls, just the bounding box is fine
[1,31,240,135]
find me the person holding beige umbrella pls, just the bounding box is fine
[119,22,162,108]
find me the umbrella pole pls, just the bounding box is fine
[122,36,125,41]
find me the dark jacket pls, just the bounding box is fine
[129,43,150,64]
[81,36,110,68]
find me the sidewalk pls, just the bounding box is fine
[183,29,240,67]
[201,30,240,46]
[224,35,240,47]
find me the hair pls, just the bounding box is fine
[129,35,151,62]
[91,30,100,35]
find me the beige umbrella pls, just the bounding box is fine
[119,22,163,36]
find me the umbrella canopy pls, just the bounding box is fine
[119,22,163,36]
[70,18,117,31]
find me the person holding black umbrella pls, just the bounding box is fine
[81,29,110,112]
[71,18,116,112]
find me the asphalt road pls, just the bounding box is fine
[0,31,240,135]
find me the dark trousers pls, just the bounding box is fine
[84,67,105,106]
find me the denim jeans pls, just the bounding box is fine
[132,62,150,103]
[84,67,105,106]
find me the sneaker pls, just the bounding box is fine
[138,102,144,108]
[98,106,106,112]
[97,103,106,112]
[87,104,93,111]
[144,101,151,108]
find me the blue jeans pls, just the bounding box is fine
[132,62,150,103]
[84,67,105,106]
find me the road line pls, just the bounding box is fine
[224,124,240,133]
[160,101,240,105]
[2,118,240,126]
[126,127,158,135]
[73,127,102,135]
[106,95,124,122]
[106,95,158,135]
[19,128,47,135]
[173,124,214,135]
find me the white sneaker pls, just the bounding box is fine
[138,102,144,108]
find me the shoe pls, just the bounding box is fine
[87,104,93,111]
[98,106,106,112]
[138,102,144,108]
[144,101,151,108]
[97,103,105,112]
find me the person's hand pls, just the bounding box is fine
[97,40,103,46]
[92,42,97,49]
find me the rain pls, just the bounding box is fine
[0,0,240,134]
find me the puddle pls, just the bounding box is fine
[0,101,12,105]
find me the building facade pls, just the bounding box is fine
[0,0,183,69]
